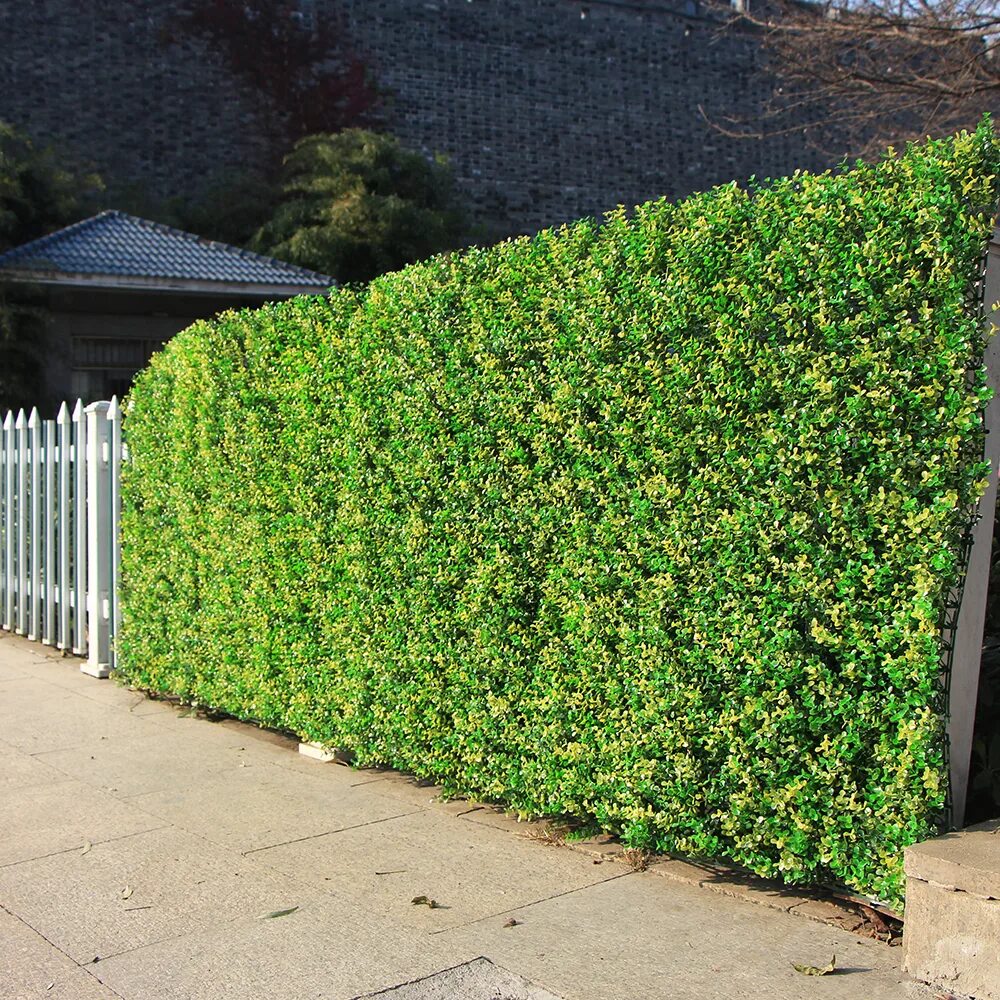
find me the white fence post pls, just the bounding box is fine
[2,411,12,631]
[84,401,111,678]
[43,417,56,646]
[948,233,1000,825]
[108,396,122,671]
[1,397,121,677]
[28,408,41,641]
[15,410,27,636]
[72,400,87,656]
[57,402,71,651]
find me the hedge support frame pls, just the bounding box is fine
[949,227,1000,827]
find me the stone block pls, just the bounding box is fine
[297,740,339,762]
[80,662,111,679]
[903,820,1000,999]
[905,818,1000,898]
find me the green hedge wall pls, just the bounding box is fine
[119,124,1000,905]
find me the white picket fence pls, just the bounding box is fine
[0,399,123,678]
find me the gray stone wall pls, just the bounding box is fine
[0,0,828,237]
[341,0,828,234]
[0,0,273,210]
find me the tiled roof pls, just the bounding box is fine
[0,210,333,288]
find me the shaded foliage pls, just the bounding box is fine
[0,122,102,412]
[252,130,468,283]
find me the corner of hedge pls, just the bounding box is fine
[118,121,1000,907]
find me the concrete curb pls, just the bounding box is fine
[294,742,892,943]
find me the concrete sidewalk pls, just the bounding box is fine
[0,631,935,1000]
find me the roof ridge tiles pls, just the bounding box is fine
[0,210,333,287]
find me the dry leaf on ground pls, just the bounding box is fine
[793,955,836,976]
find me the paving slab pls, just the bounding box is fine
[0,676,153,753]
[0,779,166,867]
[0,631,935,1000]
[0,633,48,664]
[87,891,471,1000]
[117,695,187,719]
[0,743,70,793]
[41,668,158,711]
[0,826,320,965]
[458,803,542,838]
[345,770,463,811]
[127,701,274,744]
[213,722,360,778]
[354,957,564,999]
[0,905,119,1000]
[34,727,262,798]
[0,670,34,687]
[123,763,422,853]
[254,809,625,930]
[0,646,34,682]
[435,871,932,1000]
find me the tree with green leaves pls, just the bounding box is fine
[0,122,102,412]
[251,130,468,284]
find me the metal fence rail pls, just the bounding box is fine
[0,398,122,677]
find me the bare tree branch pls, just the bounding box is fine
[706,0,1000,157]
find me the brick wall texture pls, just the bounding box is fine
[0,0,831,237]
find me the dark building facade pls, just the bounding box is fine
[0,212,332,412]
[0,0,828,239]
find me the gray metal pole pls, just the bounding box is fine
[948,229,1000,828]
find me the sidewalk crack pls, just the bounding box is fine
[0,902,128,998]
[0,825,172,869]
[242,808,427,857]
[427,870,634,935]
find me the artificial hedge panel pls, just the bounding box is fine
[119,125,1000,905]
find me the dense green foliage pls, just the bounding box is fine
[251,129,468,283]
[120,124,1000,906]
[0,121,100,251]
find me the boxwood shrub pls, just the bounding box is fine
[119,124,1000,905]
